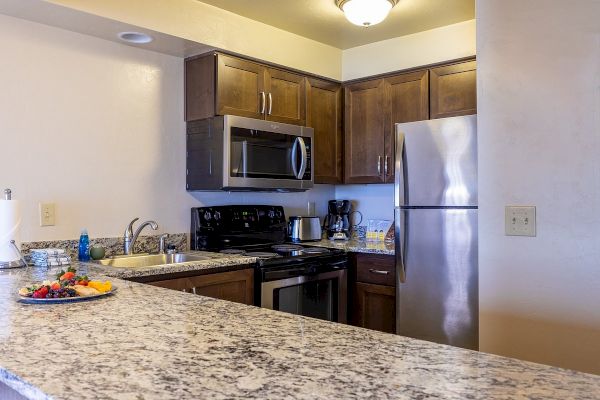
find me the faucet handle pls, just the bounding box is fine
[125,217,139,239]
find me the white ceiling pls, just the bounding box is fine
[197,0,475,49]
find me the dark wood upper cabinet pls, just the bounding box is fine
[185,53,307,125]
[344,79,387,184]
[430,60,477,119]
[384,69,429,183]
[306,77,343,184]
[147,268,254,306]
[265,68,306,125]
[216,54,266,120]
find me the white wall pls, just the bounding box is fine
[477,0,600,374]
[342,19,476,81]
[334,184,394,223]
[0,14,334,242]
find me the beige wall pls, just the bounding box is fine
[43,0,342,80]
[477,0,600,374]
[0,14,334,242]
[342,19,475,81]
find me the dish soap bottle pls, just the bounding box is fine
[78,229,90,262]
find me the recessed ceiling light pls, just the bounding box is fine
[336,0,399,27]
[117,32,153,44]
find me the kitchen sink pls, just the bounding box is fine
[94,253,212,269]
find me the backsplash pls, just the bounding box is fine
[21,233,188,260]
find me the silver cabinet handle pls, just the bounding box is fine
[260,92,266,114]
[369,269,389,275]
[377,155,382,175]
[192,287,197,295]
[268,92,273,115]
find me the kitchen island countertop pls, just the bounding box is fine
[0,263,599,400]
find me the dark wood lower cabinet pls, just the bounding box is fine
[350,253,396,334]
[353,282,396,334]
[147,268,254,305]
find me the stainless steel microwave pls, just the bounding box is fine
[187,115,314,191]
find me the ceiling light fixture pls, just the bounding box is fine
[336,0,399,27]
[117,32,153,44]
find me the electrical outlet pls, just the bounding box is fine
[505,206,536,237]
[40,203,56,227]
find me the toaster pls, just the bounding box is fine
[288,216,322,242]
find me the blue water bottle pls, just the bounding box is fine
[78,229,90,262]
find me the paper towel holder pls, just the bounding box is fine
[0,241,27,269]
[0,189,27,269]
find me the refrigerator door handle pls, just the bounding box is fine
[394,207,407,283]
[394,131,406,207]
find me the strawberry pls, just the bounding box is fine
[33,286,49,298]
[59,271,75,281]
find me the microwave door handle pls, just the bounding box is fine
[297,137,307,179]
[291,137,299,178]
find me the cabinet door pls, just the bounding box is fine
[354,282,396,334]
[148,269,254,305]
[385,70,429,183]
[216,54,266,119]
[344,79,387,184]
[306,78,343,184]
[265,68,306,125]
[430,60,477,119]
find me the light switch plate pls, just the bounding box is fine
[505,206,536,236]
[40,203,56,226]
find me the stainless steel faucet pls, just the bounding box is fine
[124,218,159,255]
[158,233,169,254]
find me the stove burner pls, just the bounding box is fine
[220,249,246,255]
[301,247,330,254]
[246,252,281,259]
[272,244,304,252]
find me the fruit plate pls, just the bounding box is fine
[18,287,117,304]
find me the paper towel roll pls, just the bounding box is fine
[0,199,21,263]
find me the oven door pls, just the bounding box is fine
[223,115,313,191]
[261,269,347,323]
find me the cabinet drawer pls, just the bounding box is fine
[355,254,395,286]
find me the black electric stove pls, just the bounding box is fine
[190,205,345,266]
[191,205,348,323]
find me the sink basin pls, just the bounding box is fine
[94,253,212,269]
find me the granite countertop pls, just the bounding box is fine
[96,251,258,280]
[310,238,395,255]
[1,263,599,399]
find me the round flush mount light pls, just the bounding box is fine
[117,32,153,44]
[336,0,399,27]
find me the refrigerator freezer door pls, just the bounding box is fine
[396,208,478,350]
[395,115,477,207]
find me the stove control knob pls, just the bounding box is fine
[203,211,212,221]
[214,211,221,221]
[268,210,275,219]
[275,210,283,219]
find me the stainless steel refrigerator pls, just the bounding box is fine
[394,114,478,350]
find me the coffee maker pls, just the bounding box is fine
[324,200,352,240]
